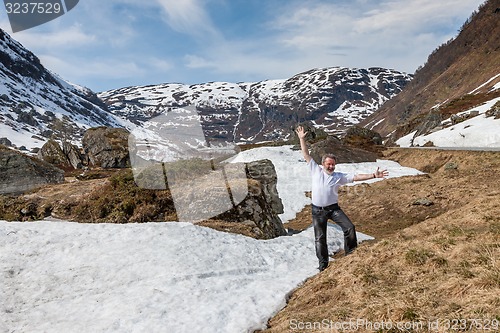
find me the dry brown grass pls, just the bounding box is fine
[195,219,262,239]
[260,148,500,332]
[0,169,177,223]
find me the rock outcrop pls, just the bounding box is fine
[342,126,383,146]
[37,139,71,168]
[82,127,130,168]
[309,136,378,164]
[485,101,500,119]
[235,159,286,238]
[62,141,83,169]
[0,137,12,147]
[37,140,83,169]
[211,159,286,239]
[0,145,64,194]
[166,158,287,239]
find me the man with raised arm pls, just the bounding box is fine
[295,125,389,271]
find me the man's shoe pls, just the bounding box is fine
[332,250,345,259]
[318,262,328,271]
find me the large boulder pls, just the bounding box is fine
[245,159,284,217]
[309,136,378,164]
[287,122,328,145]
[167,158,287,239]
[343,126,383,146]
[37,140,84,169]
[0,145,64,194]
[82,127,130,168]
[214,159,286,239]
[62,141,83,169]
[290,123,379,163]
[37,139,71,168]
[0,137,12,147]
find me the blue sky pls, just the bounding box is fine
[0,0,485,92]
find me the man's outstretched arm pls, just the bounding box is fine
[295,126,312,163]
[353,167,389,181]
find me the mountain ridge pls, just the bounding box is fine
[99,67,412,144]
[1,24,412,151]
[361,0,500,143]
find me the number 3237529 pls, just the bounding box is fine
[5,2,63,14]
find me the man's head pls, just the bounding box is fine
[321,154,337,175]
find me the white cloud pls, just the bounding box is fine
[155,0,220,39]
[273,3,354,51]
[39,54,145,81]
[12,24,96,49]
[148,57,173,72]
[252,0,484,73]
[0,0,486,90]
[184,54,214,69]
[354,0,481,34]
[183,42,314,82]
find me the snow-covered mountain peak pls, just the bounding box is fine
[100,67,412,143]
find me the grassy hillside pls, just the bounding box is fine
[363,0,500,140]
[260,148,500,332]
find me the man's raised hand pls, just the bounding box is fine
[296,125,312,162]
[296,126,307,140]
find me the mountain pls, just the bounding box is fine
[0,27,412,152]
[0,29,127,152]
[361,0,500,146]
[2,2,498,153]
[99,67,412,144]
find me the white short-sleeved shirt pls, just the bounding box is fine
[308,159,354,207]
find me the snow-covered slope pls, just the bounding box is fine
[396,76,500,149]
[100,67,412,143]
[0,29,129,152]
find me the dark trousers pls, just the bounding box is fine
[312,204,357,267]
